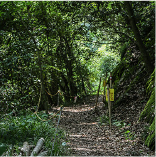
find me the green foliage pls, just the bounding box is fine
[98,115,109,125]
[139,69,155,150]
[140,69,155,123]
[0,1,97,109]
[0,83,35,115]
[87,44,120,93]
[0,1,154,109]
[0,143,8,156]
[124,130,136,140]
[141,125,149,141]
[145,118,155,150]
[112,119,126,128]
[151,0,156,7]
[1,114,47,144]
[96,44,120,77]
[120,42,129,60]
[0,112,69,156]
[0,1,155,155]
[98,114,126,128]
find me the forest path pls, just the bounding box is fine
[54,95,154,156]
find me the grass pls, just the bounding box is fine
[0,110,70,156]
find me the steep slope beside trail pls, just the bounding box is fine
[54,95,154,156]
[111,43,155,150]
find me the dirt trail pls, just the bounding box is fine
[55,95,154,156]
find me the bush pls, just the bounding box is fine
[0,111,70,156]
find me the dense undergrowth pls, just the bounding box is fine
[0,111,70,156]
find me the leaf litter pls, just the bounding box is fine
[53,95,155,156]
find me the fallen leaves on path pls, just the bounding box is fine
[54,95,155,156]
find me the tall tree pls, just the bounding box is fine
[83,1,155,75]
[0,1,95,110]
[124,1,154,74]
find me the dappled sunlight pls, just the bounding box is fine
[77,122,98,126]
[58,95,154,156]
[0,0,154,156]
[72,147,97,152]
[69,134,83,138]
[53,106,95,113]
[63,108,92,113]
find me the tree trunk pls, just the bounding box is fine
[82,77,87,96]
[124,1,154,75]
[96,77,101,106]
[63,36,77,97]
[61,73,70,101]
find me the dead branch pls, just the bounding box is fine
[2,138,48,157]
[30,138,45,156]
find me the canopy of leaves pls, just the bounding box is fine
[88,44,120,80]
[0,0,155,153]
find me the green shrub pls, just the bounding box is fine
[0,143,8,156]
[0,111,69,156]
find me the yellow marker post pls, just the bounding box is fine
[109,89,114,101]
[106,89,114,101]
[106,90,108,101]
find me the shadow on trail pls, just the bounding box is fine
[52,95,154,156]
[59,104,111,156]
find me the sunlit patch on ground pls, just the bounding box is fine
[55,95,154,156]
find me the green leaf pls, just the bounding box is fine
[0,144,7,156]
[125,130,130,134]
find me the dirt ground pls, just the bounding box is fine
[54,95,155,156]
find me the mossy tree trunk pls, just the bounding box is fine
[139,69,155,150]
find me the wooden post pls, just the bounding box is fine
[107,84,111,130]
[109,72,112,130]
[110,72,112,88]
[57,90,59,106]
[96,77,101,106]
[103,72,107,103]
